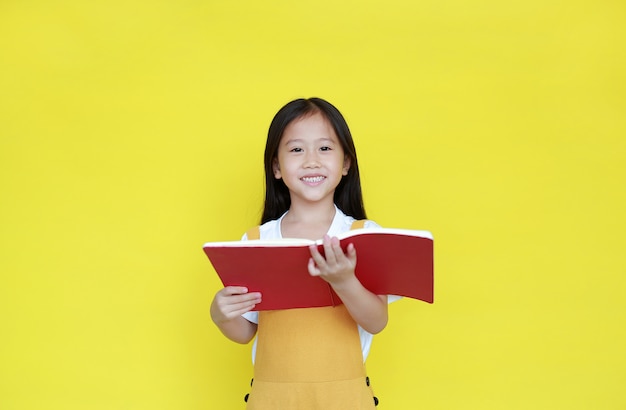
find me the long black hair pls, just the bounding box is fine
[261,97,367,224]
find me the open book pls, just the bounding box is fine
[203,228,434,311]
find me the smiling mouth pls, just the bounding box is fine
[301,176,325,183]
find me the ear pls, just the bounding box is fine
[342,156,351,176]
[273,158,282,179]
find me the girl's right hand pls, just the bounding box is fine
[210,286,262,324]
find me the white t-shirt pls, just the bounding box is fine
[241,205,400,363]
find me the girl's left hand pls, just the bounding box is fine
[308,235,357,287]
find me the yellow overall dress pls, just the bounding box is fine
[245,221,378,409]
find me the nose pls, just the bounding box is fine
[304,151,321,168]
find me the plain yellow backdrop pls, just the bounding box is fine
[1,0,624,409]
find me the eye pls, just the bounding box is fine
[290,147,303,153]
[320,146,332,151]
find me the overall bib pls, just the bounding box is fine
[244,221,378,409]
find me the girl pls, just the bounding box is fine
[210,97,394,409]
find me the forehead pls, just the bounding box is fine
[281,112,338,142]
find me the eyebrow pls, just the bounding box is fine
[283,137,337,145]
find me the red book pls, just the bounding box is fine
[203,228,434,311]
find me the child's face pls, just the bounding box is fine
[273,112,350,207]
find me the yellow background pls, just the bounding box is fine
[1,0,624,409]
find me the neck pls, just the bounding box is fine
[284,199,336,225]
[281,200,337,240]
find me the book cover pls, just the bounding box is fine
[203,228,434,310]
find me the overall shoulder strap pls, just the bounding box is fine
[246,226,261,240]
[350,219,366,230]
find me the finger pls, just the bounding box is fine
[226,298,262,316]
[222,286,250,296]
[329,237,348,263]
[217,289,261,306]
[223,305,257,320]
[308,257,321,276]
[309,244,327,269]
[229,292,262,304]
[228,305,257,317]
[322,235,338,265]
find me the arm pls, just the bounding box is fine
[210,286,261,344]
[308,236,388,334]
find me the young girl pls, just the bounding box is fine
[210,97,394,409]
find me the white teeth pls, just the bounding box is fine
[302,176,325,183]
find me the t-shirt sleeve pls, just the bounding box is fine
[242,311,259,324]
[387,295,402,303]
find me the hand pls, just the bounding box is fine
[308,235,357,288]
[210,286,262,324]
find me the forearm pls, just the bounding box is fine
[331,277,388,334]
[213,316,258,344]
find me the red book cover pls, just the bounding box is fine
[203,228,434,310]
